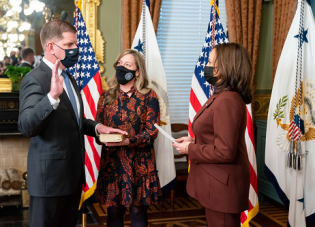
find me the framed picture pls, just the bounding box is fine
[21,188,30,208]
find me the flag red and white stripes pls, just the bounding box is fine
[241,105,259,226]
[69,3,103,208]
[81,74,103,192]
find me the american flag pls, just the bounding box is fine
[67,7,103,208]
[188,1,259,226]
[289,119,303,141]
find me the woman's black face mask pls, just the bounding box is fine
[204,66,218,86]
[116,66,137,85]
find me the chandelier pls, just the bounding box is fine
[0,0,46,60]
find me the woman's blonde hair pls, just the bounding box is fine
[104,49,150,105]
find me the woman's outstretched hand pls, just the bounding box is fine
[173,141,191,154]
[175,136,194,143]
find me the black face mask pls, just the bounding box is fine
[116,66,137,85]
[204,66,218,86]
[54,44,79,68]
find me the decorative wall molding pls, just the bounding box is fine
[81,0,105,74]
[0,120,18,124]
[254,95,271,119]
[0,100,19,109]
[0,92,20,132]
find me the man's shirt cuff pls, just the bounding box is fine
[47,93,60,110]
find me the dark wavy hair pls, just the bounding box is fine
[212,43,253,104]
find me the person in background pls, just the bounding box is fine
[3,56,11,66]
[1,59,9,74]
[10,51,18,66]
[19,47,35,69]
[95,49,162,227]
[17,46,22,58]
[0,62,7,78]
[17,56,22,65]
[173,43,252,227]
[4,62,11,69]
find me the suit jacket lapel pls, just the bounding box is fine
[191,91,224,131]
[66,71,83,129]
[38,61,52,94]
[59,90,79,127]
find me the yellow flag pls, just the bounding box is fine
[74,0,82,11]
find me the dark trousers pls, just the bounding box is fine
[107,204,148,227]
[29,184,82,227]
[205,208,241,227]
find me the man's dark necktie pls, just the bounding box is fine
[62,71,79,125]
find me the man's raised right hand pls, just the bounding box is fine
[49,60,64,100]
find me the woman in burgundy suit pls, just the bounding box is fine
[173,43,252,227]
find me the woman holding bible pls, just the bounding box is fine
[95,49,161,227]
[173,43,252,227]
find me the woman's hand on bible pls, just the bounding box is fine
[175,136,194,143]
[172,141,190,154]
[105,138,130,147]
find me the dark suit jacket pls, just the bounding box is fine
[19,62,34,70]
[187,90,250,214]
[18,61,98,197]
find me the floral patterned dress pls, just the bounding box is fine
[95,87,162,208]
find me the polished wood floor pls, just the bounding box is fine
[88,197,288,227]
[0,197,291,227]
[0,182,307,227]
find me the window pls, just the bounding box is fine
[157,0,227,124]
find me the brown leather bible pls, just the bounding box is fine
[99,133,127,143]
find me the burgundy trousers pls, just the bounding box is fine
[205,208,241,227]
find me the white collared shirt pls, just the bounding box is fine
[44,57,80,117]
[21,60,32,65]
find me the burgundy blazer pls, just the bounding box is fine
[186,90,250,214]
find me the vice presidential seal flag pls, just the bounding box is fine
[265,0,315,226]
[188,1,258,226]
[67,2,103,209]
[131,0,176,193]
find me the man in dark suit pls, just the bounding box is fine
[18,20,127,227]
[18,47,35,69]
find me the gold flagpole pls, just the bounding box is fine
[82,212,87,227]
